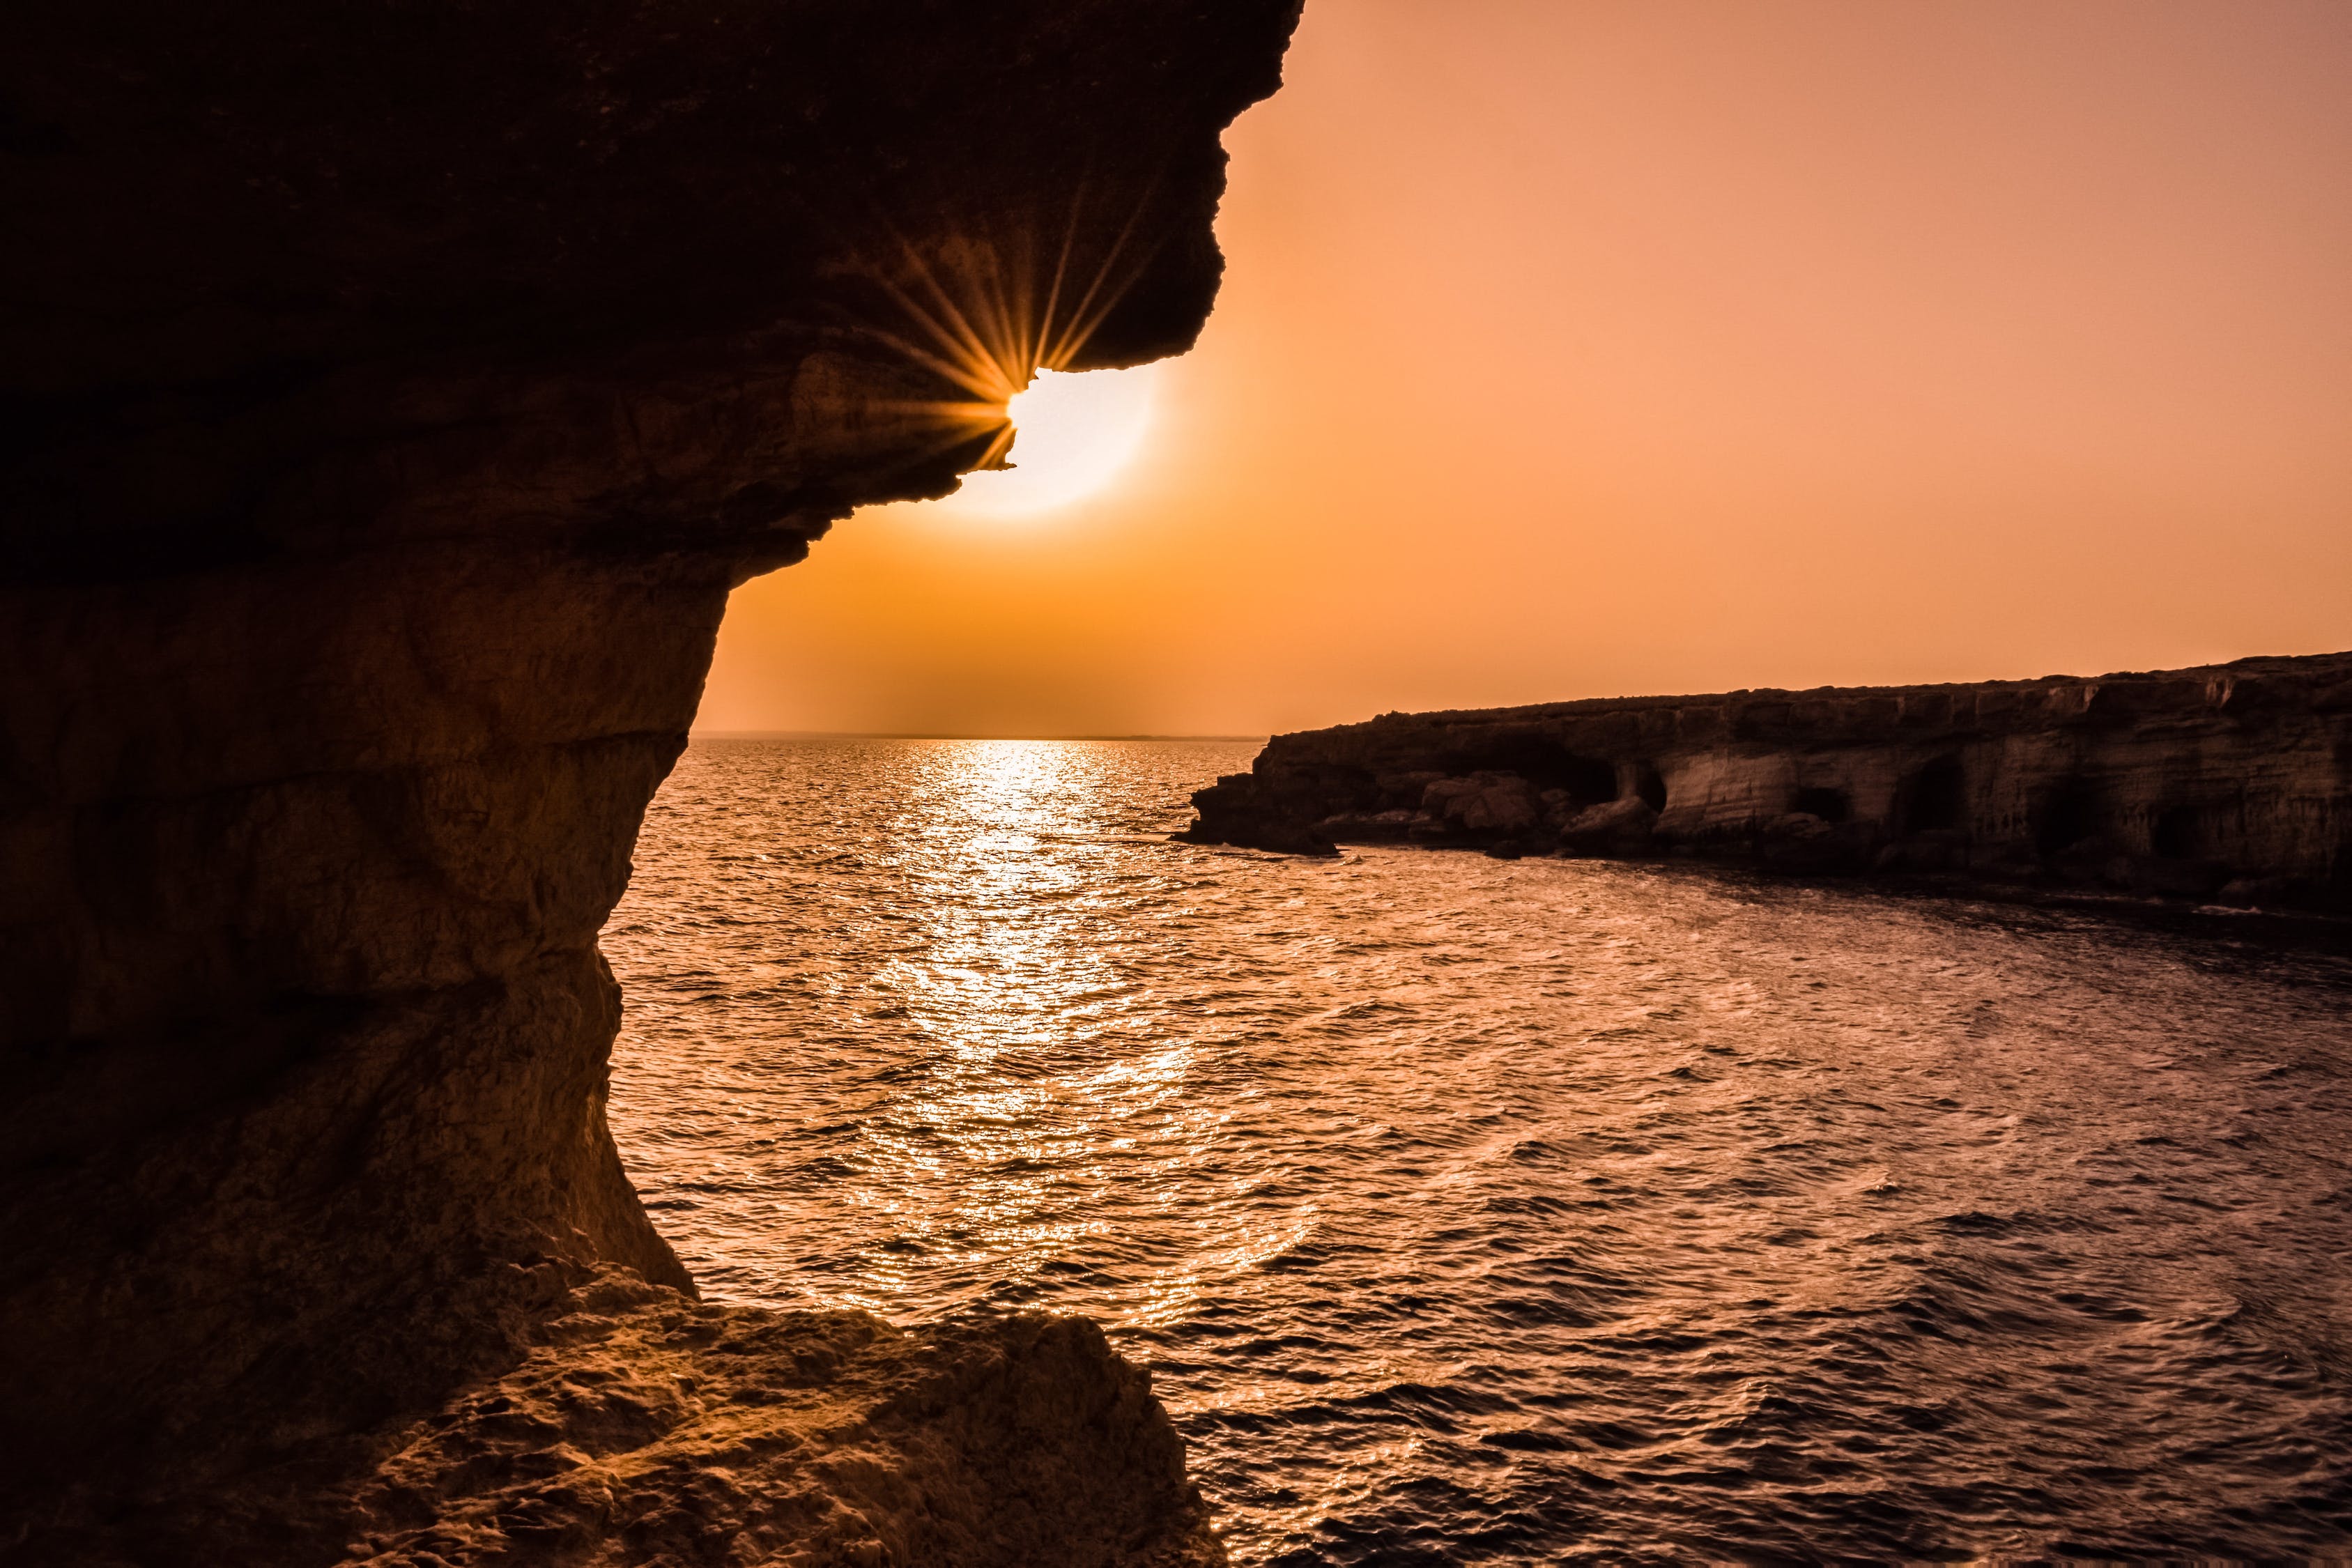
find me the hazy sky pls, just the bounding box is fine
[698,0,2352,737]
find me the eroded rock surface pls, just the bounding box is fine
[29,1274,1218,1568]
[1,0,1298,1558]
[1183,654,2352,909]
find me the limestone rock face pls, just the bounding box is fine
[1,0,1299,1555]
[1183,655,2352,910]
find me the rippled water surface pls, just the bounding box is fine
[608,738,2352,1563]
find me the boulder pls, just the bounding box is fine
[1422,772,1543,835]
[1420,776,1481,813]
[1557,796,1659,856]
[1377,770,1448,808]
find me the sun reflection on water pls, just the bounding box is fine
[631,739,1295,1330]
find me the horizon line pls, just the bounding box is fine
[690,730,1270,743]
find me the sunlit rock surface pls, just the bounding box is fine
[0,1,1297,1558]
[1184,654,2352,909]
[36,1273,1217,1568]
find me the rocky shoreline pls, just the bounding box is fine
[1182,652,2352,912]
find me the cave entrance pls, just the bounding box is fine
[1900,756,1966,833]
[1453,737,1618,806]
[2151,804,2202,860]
[1790,786,1852,824]
[1633,764,1668,813]
[2034,778,2103,855]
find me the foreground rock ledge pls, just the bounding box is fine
[2,1,1297,1558]
[28,1275,1218,1568]
[1183,652,2351,911]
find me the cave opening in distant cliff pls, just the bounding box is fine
[1900,756,1967,833]
[1634,764,1668,813]
[1792,787,1852,824]
[2151,804,2203,860]
[1460,738,1617,806]
[2034,778,2105,855]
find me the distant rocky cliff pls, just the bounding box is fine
[1,2,1297,1560]
[1184,654,2352,910]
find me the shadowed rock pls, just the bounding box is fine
[1,1,1300,1558]
[33,1273,1220,1568]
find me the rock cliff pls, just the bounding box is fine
[1183,654,2352,910]
[1,2,1298,1560]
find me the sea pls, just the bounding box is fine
[606,737,2352,1564]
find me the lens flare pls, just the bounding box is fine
[944,366,1161,518]
[847,194,1165,501]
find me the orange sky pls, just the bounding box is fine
[698,0,2352,737]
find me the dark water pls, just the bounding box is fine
[606,738,2352,1563]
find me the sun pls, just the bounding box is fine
[941,365,1162,518]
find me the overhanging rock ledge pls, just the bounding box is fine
[0,3,1300,1562]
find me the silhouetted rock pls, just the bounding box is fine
[1557,796,1660,856]
[1432,773,1544,836]
[1182,655,2352,912]
[1176,774,1338,856]
[1313,806,1418,841]
[2,1,1299,1558]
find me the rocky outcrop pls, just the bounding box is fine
[27,1273,1219,1568]
[1182,654,2352,910]
[1,0,1298,1557]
